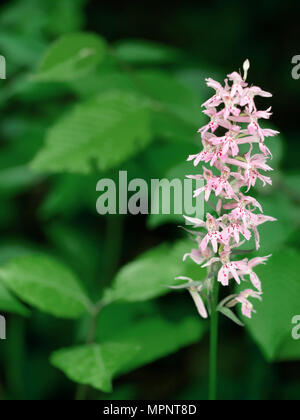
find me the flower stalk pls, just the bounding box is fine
[209,279,219,401]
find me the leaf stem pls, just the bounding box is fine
[209,278,220,401]
[103,214,124,286]
[75,301,104,400]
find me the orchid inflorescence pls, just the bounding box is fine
[180,60,278,322]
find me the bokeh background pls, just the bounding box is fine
[0,0,299,400]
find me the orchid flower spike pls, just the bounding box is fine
[179,61,278,322]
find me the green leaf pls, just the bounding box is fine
[70,69,136,99]
[277,334,300,362]
[141,142,198,179]
[71,69,202,144]
[50,342,140,392]
[257,194,295,254]
[114,39,182,65]
[0,255,93,318]
[35,32,107,81]
[46,0,86,36]
[146,156,202,229]
[150,110,198,144]
[237,249,300,361]
[97,301,156,339]
[103,239,206,304]
[39,174,96,219]
[97,312,206,374]
[0,165,42,197]
[0,31,46,67]
[31,91,152,174]
[282,173,300,196]
[137,70,202,128]
[0,241,39,265]
[218,307,244,327]
[0,282,30,316]
[236,193,295,255]
[45,222,102,288]
[70,68,202,144]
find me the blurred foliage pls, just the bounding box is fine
[0,0,299,401]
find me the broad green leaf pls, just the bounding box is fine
[31,91,152,174]
[71,68,201,144]
[0,31,45,67]
[277,333,300,362]
[0,282,30,316]
[0,255,93,318]
[150,110,198,144]
[35,32,107,81]
[0,241,39,265]
[141,142,198,179]
[114,39,182,64]
[282,173,300,196]
[70,70,136,99]
[0,165,42,197]
[103,239,206,304]
[46,0,86,36]
[50,342,139,392]
[237,249,300,361]
[236,192,296,255]
[0,0,85,40]
[13,79,71,103]
[97,312,206,374]
[97,301,156,341]
[137,70,202,128]
[256,194,295,254]
[39,174,96,219]
[147,157,203,229]
[46,222,102,288]
[71,69,202,144]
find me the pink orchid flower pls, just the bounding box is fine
[183,237,212,265]
[250,214,277,250]
[203,251,248,286]
[238,255,271,292]
[228,146,273,190]
[219,216,252,245]
[211,133,240,157]
[227,289,262,319]
[200,213,224,253]
[192,167,237,201]
[224,194,263,227]
[248,121,279,144]
[187,148,214,166]
[240,86,272,112]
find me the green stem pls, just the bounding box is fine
[75,215,124,400]
[103,215,124,286]
[75,301,104,401]
[209,279,220,401]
